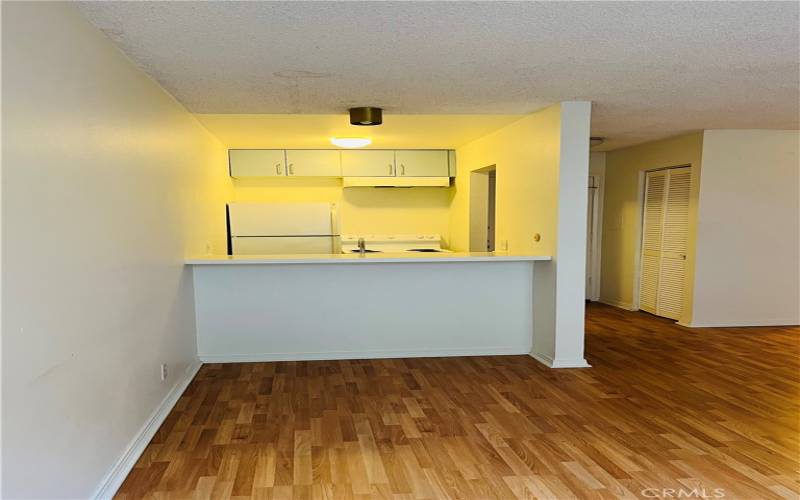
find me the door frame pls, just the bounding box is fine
[632,164,691,311]
[586,175,603,301]
[487,170,497,252]
[469,165,497,252]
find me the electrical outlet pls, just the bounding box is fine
[204,242,212,255]
[160,363,168,381]
[500,240,509,251]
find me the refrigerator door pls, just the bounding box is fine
[232,236,340,255]
[228,203,336,236]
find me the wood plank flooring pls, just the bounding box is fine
[116,304,800,499]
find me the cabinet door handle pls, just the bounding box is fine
[275,163,282,175]
[288,163,294,175]
[400,164,405,176]
[389,164,393,175]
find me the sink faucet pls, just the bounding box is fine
[357,237,366,255]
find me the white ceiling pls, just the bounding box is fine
[77,1,799,151]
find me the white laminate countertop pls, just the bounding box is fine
[186,252,552,265]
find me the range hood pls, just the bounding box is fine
[343,177,451,188]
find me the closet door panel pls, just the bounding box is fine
[656,167,691,320]
[640,254,661,313]
[639,170,667,314]
[657,257,687,319]
[661,168,691,257]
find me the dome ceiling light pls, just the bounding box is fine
[349,107,383,126]
[331,137,372,148]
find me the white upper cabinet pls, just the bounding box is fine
[230,149,454,179]
[395,150,450,177]
[341,150,396,177]
[285,150,342,177]
[229,149,285,177]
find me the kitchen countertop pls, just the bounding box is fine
[186,252,552,265]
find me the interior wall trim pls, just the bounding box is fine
[198,347,530,363]
[681,318,800,328]
[529,351,591,369]
[598,298,637,311]
[91,362,202,500]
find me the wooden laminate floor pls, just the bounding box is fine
[116,304,800,499]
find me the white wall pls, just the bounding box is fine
[2,3,230,498]
[538,101,592,367]
[691,130,800,326]
[193,261,535,362]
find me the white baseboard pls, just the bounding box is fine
[530,351,591,369]
[598,298,636,311]
[92,361,202,500]
[682,318,800,328]
[199,346,530,363]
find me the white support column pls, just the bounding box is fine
[532,101,592,368]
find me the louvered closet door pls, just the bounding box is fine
[639,167,691,320]
[639,170,667,315]
[656,167,691,319]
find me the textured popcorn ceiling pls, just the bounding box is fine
[77,1,799,151]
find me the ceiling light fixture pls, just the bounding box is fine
[349,107,383,126]
[590,137,605,147]
[331,137,372,148]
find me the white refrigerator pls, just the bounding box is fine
[227,203,340,255]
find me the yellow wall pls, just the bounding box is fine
[195,114,528,246]
[195,114,520,149]
[182,139,232,255]
[601,132,703,323]
[232,178,452,242]
[450,105,561,254]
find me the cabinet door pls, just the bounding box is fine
[395,150,449,177]
[286,150,342,177]
[229,149,286,177]
[341,150,396,177]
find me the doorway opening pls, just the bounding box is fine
[487,170,496,251]
[469,166,497,252]
[586,175,601,301]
